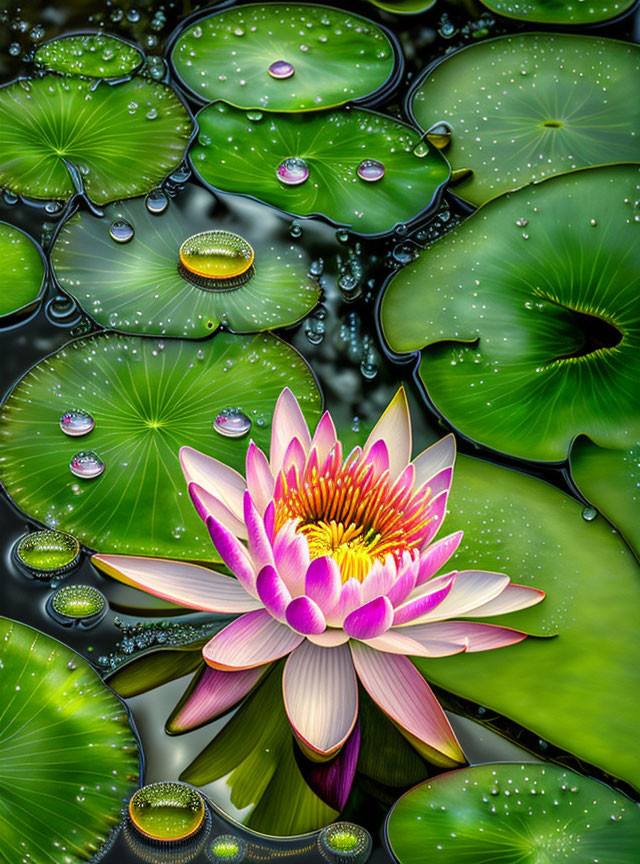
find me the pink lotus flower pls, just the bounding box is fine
[94,388,543,776]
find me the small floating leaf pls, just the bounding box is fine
[34,32,144,78]
[50,185,320,336]
[171,3,396,111]
[365,0,436,12]
[0,75,193,203]
[0,617,140,864]
[478,0,636,25]
[0,222,45,324]
[409,34,640,206]
[0,331,321,559]
[381,166,640,462]
[386,763,640,864]
[129,782,205,842]
[191,103,449,236]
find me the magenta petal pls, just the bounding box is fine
[305,557,341,614]
[365,439,390,478]
[303,723,360,811]
[285,596,326,635]
[416,531,464,587]
[256,564,291,621]
[243,491,275,571]
[167,664,267,733]
[423,466,453,498]
[327,578,362,627]
[393,572,456,626]
[206,515,257,596]
[274,527,310,597]
[343,595,393,640]
[386,558,418,608]
[203,609,303,670]
[420,489,448,547]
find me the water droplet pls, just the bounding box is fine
[60,409,95,437]
[145,189,168,214]
[213,409,252,438]
[14,530,80,578]
[318,822,372,862]
[289,220,303,238]
[69,450,105,479]
[276,157,309,186]
[179,231,254,284]
[309,258,324,277]
[268,60,295,79]
[356,159,385,183]
[129,782,205,842]
[208,834,248,863]
[108,220,135,244]
[589,218,597,227]
[426,121,453,150]
[48,584,107,625]
[246,110,263,122]
[582,506,597,521]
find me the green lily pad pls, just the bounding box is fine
[381,166,640,462]
[191,103,450,236]
[50,185,321,337]
[570,437,640,559]
[0,617,140,864]
[0,331,321,560]
[478,0,636,25]
[0,221,45,324]
[171,3,396,111]
[34,32,145,79]
[413,453,640,790]
[181,663,337,835]
[0,75,193,204]
[409,33,640,207]
[386,763,640,864]
[366,0,436,13]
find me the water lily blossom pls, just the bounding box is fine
[94,388,544,772]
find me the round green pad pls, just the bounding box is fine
[0,75,193,204]
[478,0,636,25]
[0,331,321,560]
[171,3,395,111]
[0,222,45,323]
[410,33,640,207]
[191,104,449,236]
[50,185,320,337]
[367,0,436,12]
[381,166,640,462]
[129,782,205,841]
[0,617,140,864]
[34,33,144,79]
[386,763,640,864]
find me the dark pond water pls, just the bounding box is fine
[1,1,638,862]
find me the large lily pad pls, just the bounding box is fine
[414,453,640,790]
[0,222,45,325]
[181,663,337,835]
[0,617,140,864]
[171,3,396,111]
[570,436,640,559]
[50,185,320,337]
[34,32,145,79]
[0,75,193,204]
[409,33,640,206]
[366,0,436,12]
[0,331,321,560]
[381,166,640,462]
[478,0,636,25]
[190,103,449,236]
[386,764,640,864]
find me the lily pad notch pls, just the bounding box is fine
[0,221,47,326]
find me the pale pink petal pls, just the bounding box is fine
[243,492,275,571]
[458,583,545,617]
[245,442,275,515]
[274,526,310,597]
[92,554,260,613]
[285,596,326,635]
[402,620,527,652]
[412,434,456,487]
[189,483,248,539]
[416,531,464,587]
[419,490,449,548]
[326,578,362,627]
[179,446,246,519]
[270,388,311,475]
[309,411,338,469]
[283,642,358,759]
[206,516,257,596]
[282,436,307,476]
[256,564,292,621]
[167,665,267,733]
[305,557,342,614]
[362,629,466,658]
[360,557,397,604]
[350,642,464,767]
[307,629,350,647]
[343,596,394,640]
[203,609,302,670]
[408,570,511,624]
[393,572,456,626]
[363,388,411,480]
